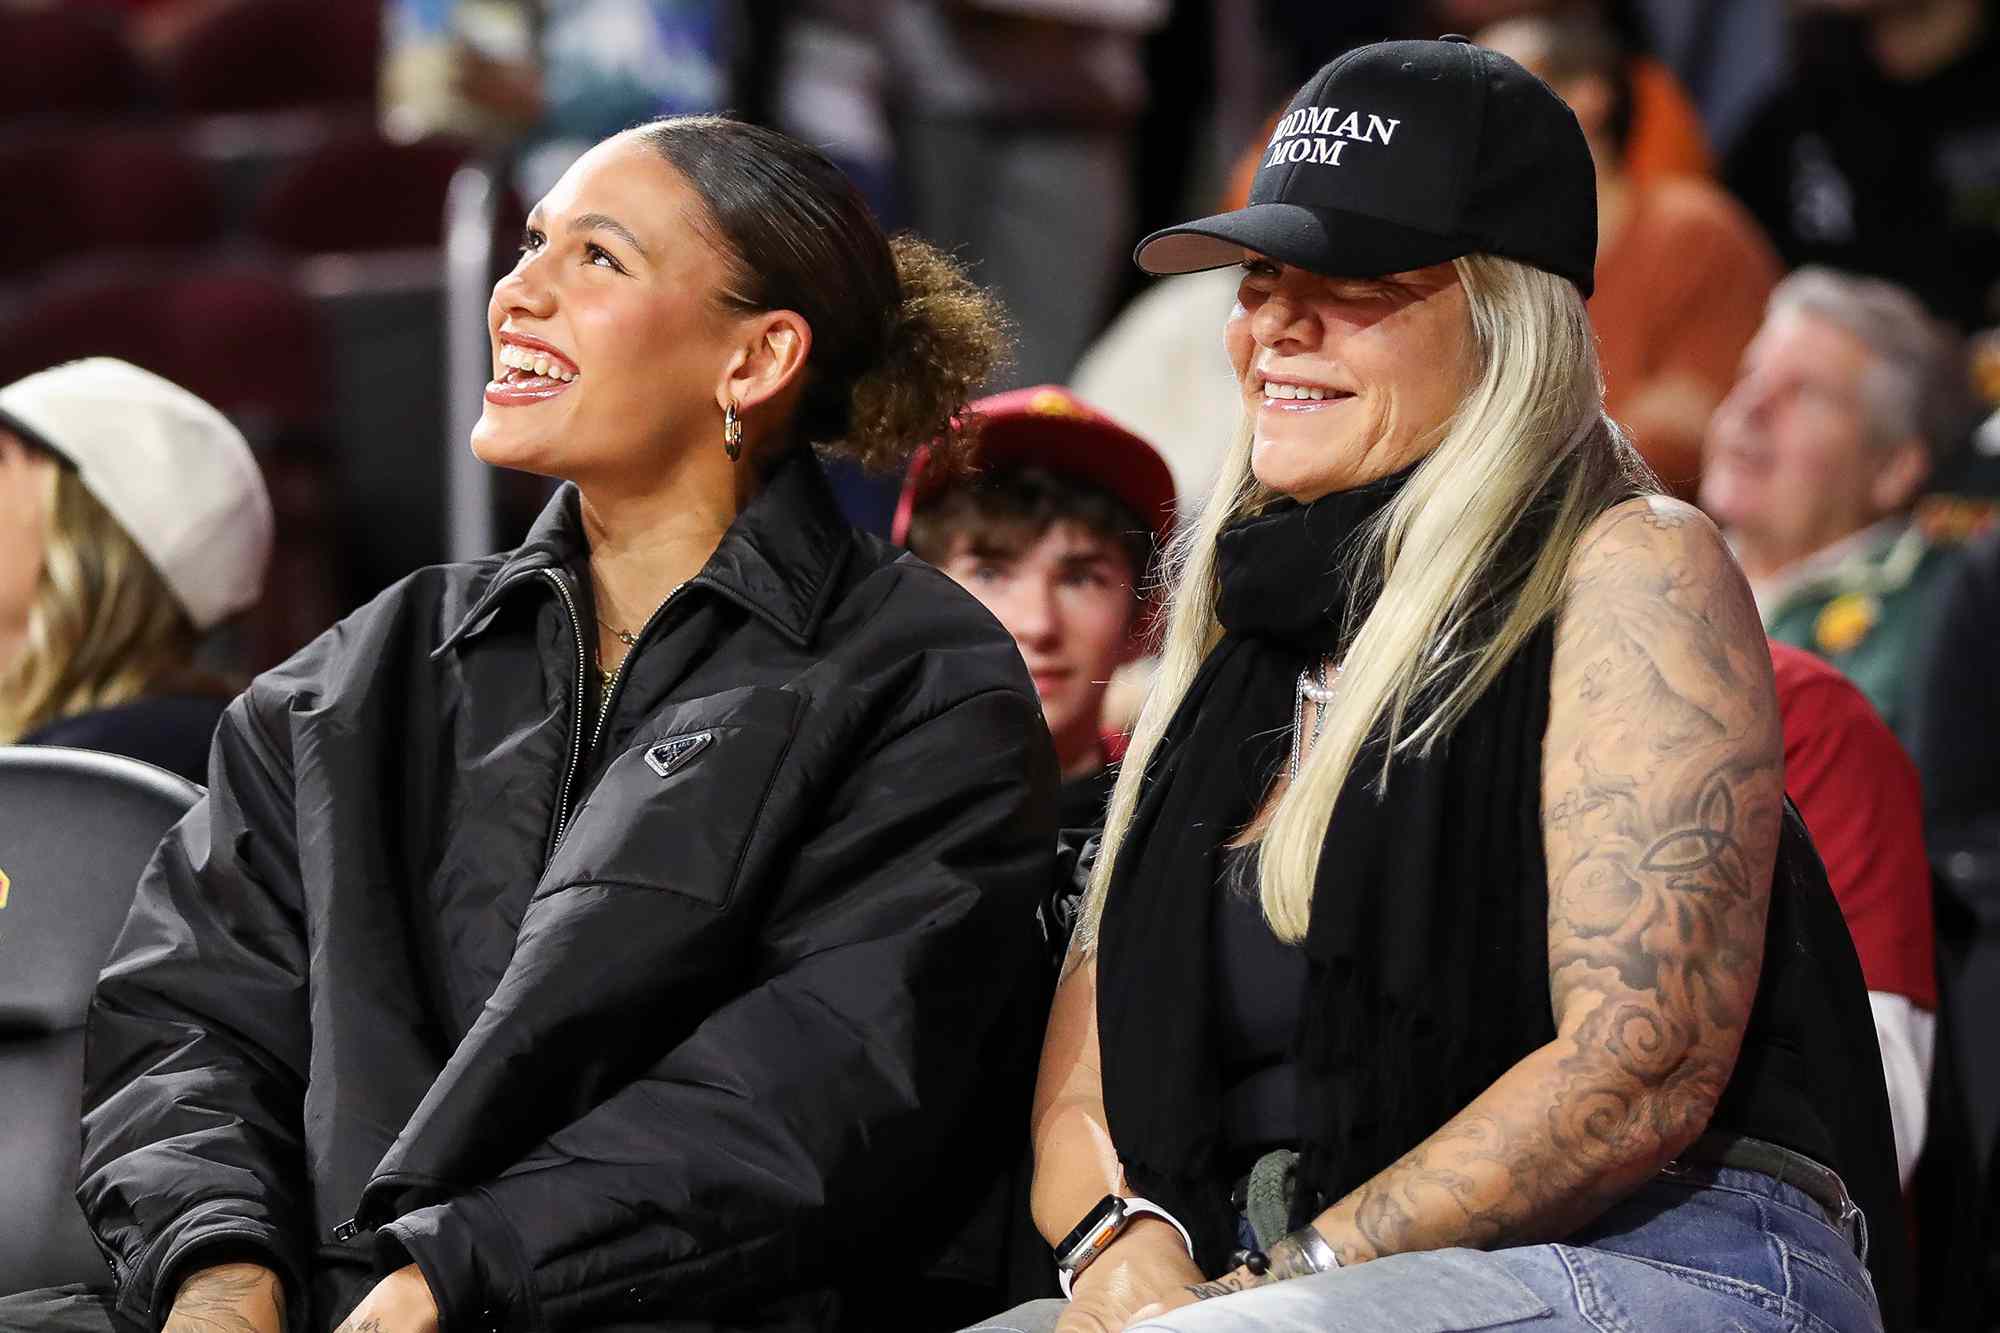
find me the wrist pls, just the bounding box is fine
[1101,1216,1192,1263]
[1055,1194,1197,1298]
[169,1262,286,1333]
[1069,1218,1198,1298]
[1248,1223,1341,1283]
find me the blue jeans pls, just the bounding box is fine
[969,1165,1882,1333]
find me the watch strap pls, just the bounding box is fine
[1055,1195,1196,1299]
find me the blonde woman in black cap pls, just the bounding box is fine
[0,358,272,783]
[972,36,1901,1333]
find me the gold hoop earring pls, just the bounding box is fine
[723,402,743,462]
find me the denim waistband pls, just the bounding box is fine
[1660,1132,1869,1262]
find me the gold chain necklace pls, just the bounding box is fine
[594,584,685,701]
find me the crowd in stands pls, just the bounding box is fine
[3,0,2000,1329]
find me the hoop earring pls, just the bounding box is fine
[723,401,743,462]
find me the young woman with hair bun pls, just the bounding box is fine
[7,117,1057,1333]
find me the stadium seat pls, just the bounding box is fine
[0,129,223,282]
[157,0,380,113]
[0,9,145,119]
[0,260,331,430]
[0,747,202,1293]
[252,129,474,254]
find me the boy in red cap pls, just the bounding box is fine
[896,385,1175,830]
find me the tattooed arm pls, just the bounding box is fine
[162,1263,286,1333]
[1294,496,1784,1266]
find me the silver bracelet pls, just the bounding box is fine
[1264,1224,1341,1281]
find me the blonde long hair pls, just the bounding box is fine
[0,462,203,742]
[1080,253,1651,945]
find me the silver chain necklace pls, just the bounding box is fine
[1290,658,1340,780]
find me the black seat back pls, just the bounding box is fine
[0,746,201,1294]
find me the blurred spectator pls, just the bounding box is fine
[1635,0,1788,159]
[881,0,1169,389]
[768,2,900,223]
[1426,0,1714,179]
[1703,267,1975,740]
[1912,522,2000,1193]
[382,0,738,197]
[1771,639,1936,1186]
[895,385,1173,830]
[1481,13,1781,498]
[1915,524,2000,854]
[1724,0,2000,331]
[0,359,273,784]
[1915,329,2000,544]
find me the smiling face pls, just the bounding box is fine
[1700,309,1920,569]
[473,134,752,484]
[938,520,1138,774]
[1225,257,1481,501]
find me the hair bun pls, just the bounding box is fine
[841,234,1013,473]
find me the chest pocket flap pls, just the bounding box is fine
[542,685,803,908]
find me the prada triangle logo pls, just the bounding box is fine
[644,731,714,779]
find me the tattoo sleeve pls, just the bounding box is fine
[164,1263,286,1333]
[1311,499,1783,1265]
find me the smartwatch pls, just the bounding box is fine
[1053,1194,1196,1298]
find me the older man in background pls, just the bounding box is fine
[1703,266,1975,740]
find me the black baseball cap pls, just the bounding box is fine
[1136,36,1598,296]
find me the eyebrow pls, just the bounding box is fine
[567,211,651,260]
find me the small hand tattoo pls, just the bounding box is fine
[1186,1268,1264,1300]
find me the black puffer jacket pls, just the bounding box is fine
[78,452,1058,1332]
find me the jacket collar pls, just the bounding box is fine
[1747,516,1923,621]
[437,449,853,656]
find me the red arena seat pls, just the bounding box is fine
[157,0,380,114]
[0,9,145,119]
[252,130,474,254]
[0,260,330,431]
[0,129,222,281]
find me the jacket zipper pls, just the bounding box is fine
[333,573,689,1245]
[542,568,590,856]
[585,581,689,752]
[544,571,692,858]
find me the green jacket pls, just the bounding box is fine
[1764,521,1959,743]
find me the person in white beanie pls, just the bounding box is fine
[0,357,274,784]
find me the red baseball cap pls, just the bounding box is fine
[892,385,1177,552]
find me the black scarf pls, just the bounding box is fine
[1096,472,1560,1272]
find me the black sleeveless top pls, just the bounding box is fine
[1212,845,1305,1174]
